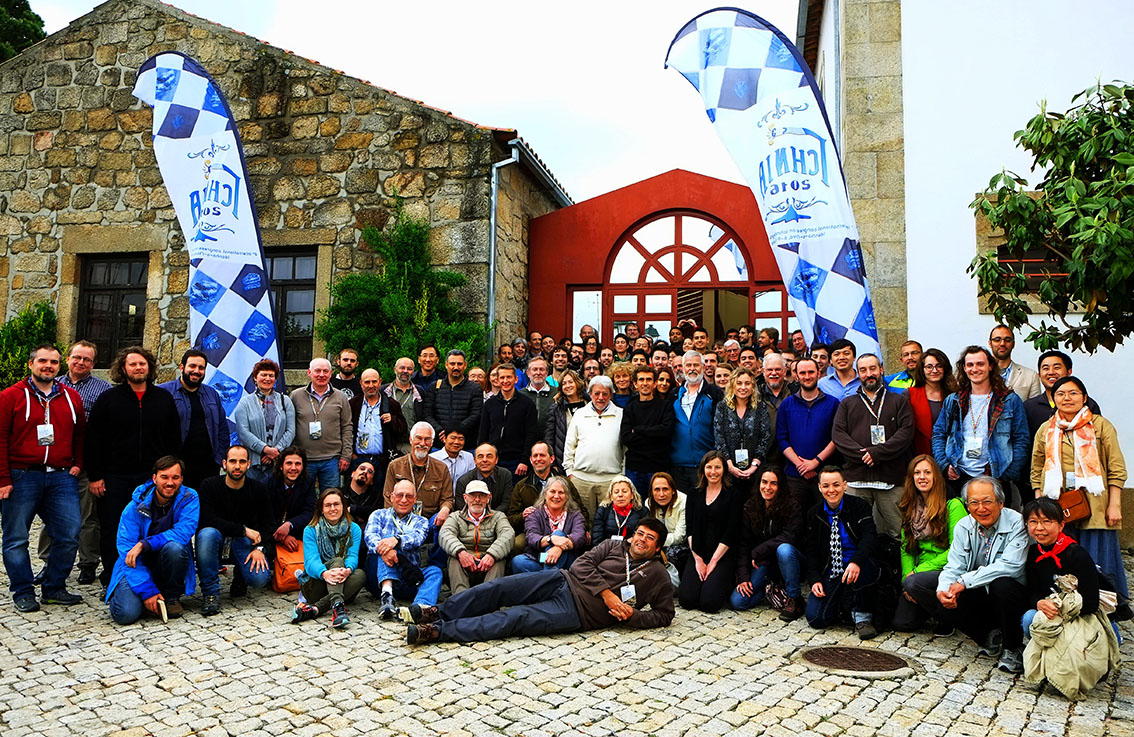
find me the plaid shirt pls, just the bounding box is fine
[364,508,428,554]
[59,373,111,420]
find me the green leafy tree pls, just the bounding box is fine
[315,201,490,375]
[970,81,1134,352]
[0,0,46,62]
[0,301,57,388]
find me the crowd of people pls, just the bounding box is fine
[0,322,1126,694]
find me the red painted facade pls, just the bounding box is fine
[528,169,784,341]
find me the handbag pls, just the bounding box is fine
[1057,487,1092,525]
[765,581,791,611]
[272,542,305,593]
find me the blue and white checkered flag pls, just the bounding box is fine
[134,53,280,440]
[666,9,881,355]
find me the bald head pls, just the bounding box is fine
[361,367,382,398]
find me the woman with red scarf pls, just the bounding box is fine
[1022,497,1101,634]
[1029,376,1128,602]
[591,476,647,545]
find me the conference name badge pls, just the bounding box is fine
[309,421,322,440]
[620,584,637,606]
[37,424,55,447]
[869,425,886,445]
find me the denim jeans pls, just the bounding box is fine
[307,458,341,492]
[437,570,582,643]
[364,552,442,606]
[1,468,80,599]
[107,541,190,625]
[729,543,804,610]
[511,550,576,574]
[805,559,880,628]
[195,528,272,596]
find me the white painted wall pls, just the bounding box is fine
[901,0,1134,462]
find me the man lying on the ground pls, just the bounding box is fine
[403,517,673,644]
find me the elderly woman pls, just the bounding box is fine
[714,367,771,488]
[892,454,967,632]
[608,362,634,408]
[233,359,296,484]
[730,466,805,619]
[592,476,648,546]
[513,476,587,573]
[544,369,586,461]
[679,451,744,613]
[1030,376,1128,601]
[563,375,625,518]
[291,488,364,628]
[907,349,956,457]
[646,472,688,584]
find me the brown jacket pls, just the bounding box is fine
[382,455,453,517]
[564,538,674,631]
[831,387,914,486]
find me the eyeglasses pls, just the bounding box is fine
[989,337,1014,344]
[923,364,943,371]
[966,499,1000,509]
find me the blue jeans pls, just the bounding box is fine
[364,552,442,606]
[246,465,273,486]
[729,543,804,610]
[307,458,341,492]
[437,570,582,643]
[624,470,657,499]
[107,542,190,625]
[805,560,879,628]
[1,468,80,599]
[511,550,576,573]
[195,528,272,596]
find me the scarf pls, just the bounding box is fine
[908,498,931,541]
[1042,407,1105,499]
[314,517,351,562]
[1034,533,1075,569]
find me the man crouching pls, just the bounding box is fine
[405,517,674,644]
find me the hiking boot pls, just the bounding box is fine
[291,603,318,624]
[855,620,878,640]
[164,598,184,619]
[77,566,97,585]
[406,623,440,645]
[330,602,350,629]
[379,591,396,620]
[400,603,439,624]
[779,597,804,622]
[42,589,82,606]
[997,646,1024,674]
[978,629,1003,657]
[14,596,40,613]
[230,576,248,598]
[201,594,221,617]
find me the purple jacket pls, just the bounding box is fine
[523,506,587,556]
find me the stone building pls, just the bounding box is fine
[0,0,568,381]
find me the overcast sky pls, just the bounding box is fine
[35,0,799,202]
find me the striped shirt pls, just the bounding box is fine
[59,373,112,420]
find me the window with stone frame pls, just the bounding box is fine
[77,255,148,369]
[265,248,318,369]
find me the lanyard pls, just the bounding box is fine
[393,513,411,538]
[859,390,885,423]
[625,552,649,585]
[408,463,428,494]
[362,399,381,427]
[613,508,632,535]
[969,394,992,434]
[308,390,329,417]
[468,509,486,554]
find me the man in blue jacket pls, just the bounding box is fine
[158,349,228,491]
[670,351,723,493]
[106,456,200,624]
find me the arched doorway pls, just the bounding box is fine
[600,210,795,344]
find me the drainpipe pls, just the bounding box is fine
[488,145,520,360]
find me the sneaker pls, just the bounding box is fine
[14,596,40,613]
[230,577,248,598]
[164,599,184,619]
[330,602,349,629]
[379,591,396,620]
[201,594,221,617]
[32,569,45,586]
[932,620,956,637]
[779,597,804,622]
[855,620,878,640]
[42,589,82,606]
[77,566,97,585]
[291,603,318,624]
[978,629,1003,657]
[406,623,440,645]
[997,646,1024,673]
[400,603,440,624]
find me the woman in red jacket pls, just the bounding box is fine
[906,348,956,456]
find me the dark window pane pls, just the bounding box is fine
[129,261,146,284]
[294,256,317,280]
[286,290,315,313]
[285,314,313,337]
[89,262,107,286]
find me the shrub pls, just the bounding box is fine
[0,301,58,388]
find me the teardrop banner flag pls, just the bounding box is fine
[133,52,280,439]
[666,8,881,355]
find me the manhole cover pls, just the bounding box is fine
[798,646,918,679]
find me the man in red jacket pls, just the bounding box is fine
[0,343,87,612]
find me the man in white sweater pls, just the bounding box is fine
[563,376,625,518]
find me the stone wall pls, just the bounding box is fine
[0,0,552,379]
[841,0,908,364]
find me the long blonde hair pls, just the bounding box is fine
[724,367,760,410]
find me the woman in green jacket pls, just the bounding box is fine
[892,454,967,632]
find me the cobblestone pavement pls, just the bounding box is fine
[1,552,1132,737]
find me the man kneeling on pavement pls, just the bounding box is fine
[403,517,674,644]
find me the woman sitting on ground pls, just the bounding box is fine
[678,451,743,613]
[892,454,967,632]
[513,476,587,573]
[730,466,806,620]
[591,476,648,546]
[292,488,365,628]
[645,472,688,582]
